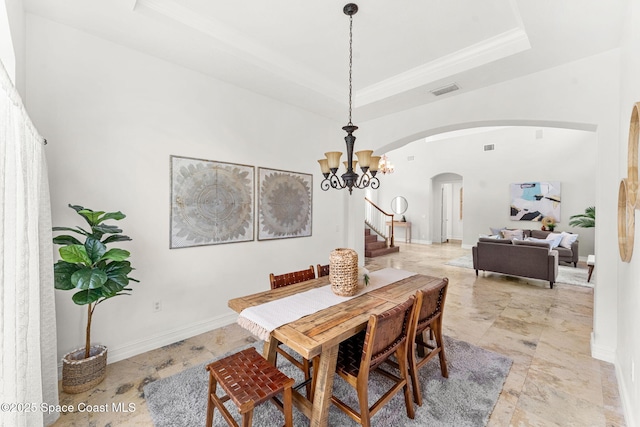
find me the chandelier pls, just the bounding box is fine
[318,3,380,195]
[378,154,394,174]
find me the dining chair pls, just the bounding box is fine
[268,265,317,398]
[316,263,330,277]
[269,265,316,289]
[331,296,416,426]
[407,278,449,406]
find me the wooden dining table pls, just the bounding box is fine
[228,270,447,427]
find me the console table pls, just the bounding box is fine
[386,221,411,243]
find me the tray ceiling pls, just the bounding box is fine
[24,0,628,121]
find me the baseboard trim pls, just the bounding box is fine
[408,239,431,245]
[615,354,637,427]
[57,312,238,376]
[590,332,615,363]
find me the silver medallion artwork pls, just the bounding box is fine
[170,156,254,248]
[258,168,312,240]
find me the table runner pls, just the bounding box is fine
[237,268,416,340]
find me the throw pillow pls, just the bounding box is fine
[524,237,553,248]
[559,231,579,249]
[501,229,524,240]
[479,234,501,239]
[515,239,552,249]
[490,226,506,235]
[545,232,563,248]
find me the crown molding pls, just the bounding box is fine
[355,26,531,107]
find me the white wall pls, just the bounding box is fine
[358,47,622,405]
[2,0,25,94]
[375,126,596,257]
[616,0,640,425]
[0,2,15,81]
[25,14,350,363]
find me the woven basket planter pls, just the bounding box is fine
[62,345,107,394]
[329,248,359,296]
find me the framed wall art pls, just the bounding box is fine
[509,181,561,222]
[170,155,254,248]
[258,167,312,240]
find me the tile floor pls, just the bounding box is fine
[52,242,626,426]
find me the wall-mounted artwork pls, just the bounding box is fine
[510,181,561,222]
[618,101,639,262]
[258,168,312,240]
[170,156,254,248]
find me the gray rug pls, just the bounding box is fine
[144,336,511,427]
[446,254,593,288]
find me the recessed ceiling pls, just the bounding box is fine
[24,0,628,122]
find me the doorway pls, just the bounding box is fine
[432,173,463,244]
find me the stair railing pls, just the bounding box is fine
[365,197,395,247]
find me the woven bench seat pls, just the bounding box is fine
[205,347,295,427]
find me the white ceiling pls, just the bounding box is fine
[24,0,628,122]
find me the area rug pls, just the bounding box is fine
[144,337,512,427]
[446,254,593,288]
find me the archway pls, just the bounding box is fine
[374,120,597,155]
[372,124,596,251]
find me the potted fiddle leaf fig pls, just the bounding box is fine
[53,204,138,393]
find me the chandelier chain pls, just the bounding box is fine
[348,14,353,126]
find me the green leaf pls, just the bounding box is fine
[78,209,105,226]
[71,268,108,289]
[68,204,85,213]
[100,292,131,302]
[84,237,107,263]
[59,245,92,265]
[72,289,103,305]
[54,261,81,290]
[106,273,130,288]
[102,234,132,244]
[100,248,130,262]
[102,279,126,297]
[93,224,122,235]
[104,260,133,277]
[52,226,89,236]
[99,211,126,222]
[53,235,83,246]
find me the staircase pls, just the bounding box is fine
[365,228,400,257]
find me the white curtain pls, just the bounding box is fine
[0,61,59,426]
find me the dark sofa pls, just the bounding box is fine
[472,237,559,288]
[493,229,580,267]
[524,229,579,267]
